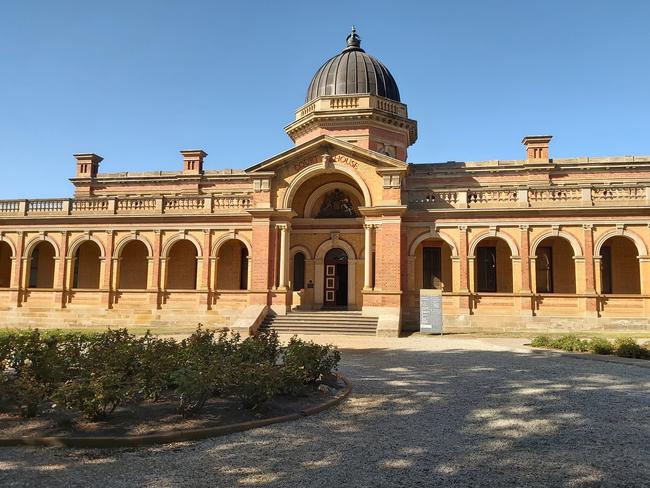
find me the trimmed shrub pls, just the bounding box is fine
[228,361,281,410]
[613,338,649,359]
[588,337,614,355]
[0,363,47,418]
[53,329,140,420]
[172,328,235,417]
[549,335,589,352]
[531,335,552,348]
[136,332,179,402]
[282,337,341,384]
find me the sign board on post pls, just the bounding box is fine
[420,289,443,334]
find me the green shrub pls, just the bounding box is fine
[135,332,179,402]
[613,338,649,359]
[531,335,552,348]
[236,331,280,365]
[588,337,614,355]
[549,335,589,352]
[0,363,47,418]
[282,337,341,384]
[228,361,281,410]
[53,329,140,419]
[173,328,231,417]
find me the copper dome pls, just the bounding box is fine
[305,28,401,103]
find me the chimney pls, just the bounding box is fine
[522,135,552,163]
[180,149,207,175]
[73,153,103,178]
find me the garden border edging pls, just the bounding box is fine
[0,375,352,449]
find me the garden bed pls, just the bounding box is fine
[0,379,347,440]
[530,334,650,359]
[0,327,346,445]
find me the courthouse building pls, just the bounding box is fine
[0,29,649,335]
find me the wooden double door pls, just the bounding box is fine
[324,248,348,308]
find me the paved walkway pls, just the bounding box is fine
[1,335,649,487]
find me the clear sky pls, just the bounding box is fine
[1,0,649,198]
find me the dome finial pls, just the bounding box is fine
[345,26,361,50]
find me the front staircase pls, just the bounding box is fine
[259,310,378,336]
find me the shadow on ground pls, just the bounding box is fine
[0,343,648,487]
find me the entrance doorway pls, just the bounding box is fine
[324,248,348,308]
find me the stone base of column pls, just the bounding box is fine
[148,290,160,308]
[458,292,472,315]
[518,293,535,316]
[101,290,112,309]
[585,295,600,318]
[270,289,291,316]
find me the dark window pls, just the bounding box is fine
[477,247,497,292]
[536,247,553,293]
[73,248,80,289]
[239,247,249,290]
[293,252,305,290]
[29,247,40,288]
[423,247,442,289]
[371,251,376,289]
[601,246,612,294]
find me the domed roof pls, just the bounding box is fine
[305,28,401,103]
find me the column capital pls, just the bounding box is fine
[276,223,289,231]
[458,225,468,232]
[582,224,593,230]
[519,224,530,231]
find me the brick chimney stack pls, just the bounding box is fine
[74,153,103,178]
[180,150,207,175]
[522,135,552,163]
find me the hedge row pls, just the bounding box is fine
[0,328,341,420]
[531,334,650,359]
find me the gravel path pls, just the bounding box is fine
[1,335,648,487]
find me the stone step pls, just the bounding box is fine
[260,311,378,336]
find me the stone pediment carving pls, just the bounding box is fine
[317,189,357,218]
[245,135,407,174]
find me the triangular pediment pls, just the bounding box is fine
[245,135,408,175]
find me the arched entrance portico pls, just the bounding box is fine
[324,248,348,307]
[314,238,357,310]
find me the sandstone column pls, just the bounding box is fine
[363,223,373,290]
[583,224,598,317]
[277,224,289,289]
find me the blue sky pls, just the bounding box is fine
[1,1,649,198]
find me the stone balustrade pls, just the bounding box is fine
[0,194,253,217]
[409,185,650,209]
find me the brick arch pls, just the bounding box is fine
[282,160,372,210]
[290,245,312,260]
[211,233,252,257]
[115,235,153,257]
[0,235,17,257]
[409,230,459,257]
[531,230,583,257]
[594,228,648,257]
[68,235,106,259]
[162,233,203,258]
[469,230,519,258]
[24,235,61,258]
[303,182,365,218]
[314,237,357,260]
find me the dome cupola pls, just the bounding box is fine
[286,29,417,160]
[305,27,401,103]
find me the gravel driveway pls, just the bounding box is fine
[1,335,648,487]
